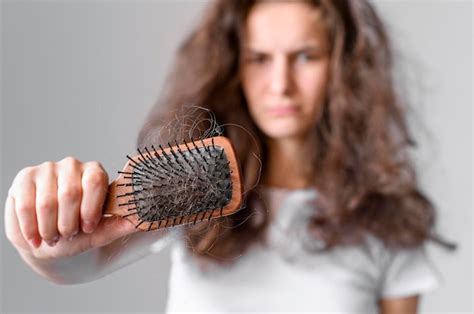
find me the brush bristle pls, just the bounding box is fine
[117,138,233,231]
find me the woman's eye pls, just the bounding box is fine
[246,54,268,64]
[296,52,317,63]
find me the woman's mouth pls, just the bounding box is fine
[266,105,300,117]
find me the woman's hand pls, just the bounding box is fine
[4,157,136,261]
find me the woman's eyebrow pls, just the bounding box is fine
[241,44,323,55]
[290,45,322,54]
[240,47,267,54]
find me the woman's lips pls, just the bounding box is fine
[266,105,300,117]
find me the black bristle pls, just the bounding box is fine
[144,147,154,162]
[200,138,212,158]
[135,220,146,229]
[158,145,172,163]
[147,222,154,231]
[193,213,199,225]
[120,138,234,230]
[151,145,161,159]
[123,211,138,218]
[137,148,151,169]
[126,155,143,169]
[184,140,205,170]
[167,142,186,171]
[116,191,138,198]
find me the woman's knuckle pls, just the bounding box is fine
[87,161,103,168]
[16,202,33,216]
[36,196,56,214]
[17,166,35,181]
[40,161,54,169]
[23,166,36,174]
[84,171,107,188]
[62,156,75,163]
[61,156,79,166]
[58,185,81,203]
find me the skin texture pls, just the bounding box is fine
[239,2,419,313]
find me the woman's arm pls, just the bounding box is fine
[4,157,174,285]
[18,227,172,285]
[379,295,419,314]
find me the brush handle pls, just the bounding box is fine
[102,136,243,231]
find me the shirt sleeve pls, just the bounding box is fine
[379,244,441,299]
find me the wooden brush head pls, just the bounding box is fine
[103,136,243,231]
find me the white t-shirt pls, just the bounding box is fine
[156,187,440,313]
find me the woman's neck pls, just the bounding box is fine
[262,137,314,189]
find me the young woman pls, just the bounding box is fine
[5,1,451,313]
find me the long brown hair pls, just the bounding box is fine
[138,0,453,265]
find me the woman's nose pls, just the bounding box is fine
[269,56,293,96]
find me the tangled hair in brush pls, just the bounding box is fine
[138,0,454,264]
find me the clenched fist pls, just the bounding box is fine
[4,157,136,261]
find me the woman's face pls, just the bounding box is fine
[239,1,330,141]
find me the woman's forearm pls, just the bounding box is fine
[19,229,172,285]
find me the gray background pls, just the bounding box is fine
[1,0,472,313]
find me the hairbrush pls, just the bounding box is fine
[102,136,243,231]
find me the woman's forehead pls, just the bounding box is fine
[242,1,327,51]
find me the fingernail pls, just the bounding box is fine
[28,238,40,248]
[45,240,56,247]
[82,220,96,234]
[46,235,60,247]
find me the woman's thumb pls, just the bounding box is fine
[88,216,138,248]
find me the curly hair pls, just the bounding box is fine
[138,0,453,265]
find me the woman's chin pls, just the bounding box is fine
[261,127,306,141]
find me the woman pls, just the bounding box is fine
[4,0,451,313]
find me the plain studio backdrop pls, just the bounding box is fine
[0,1,472,313]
